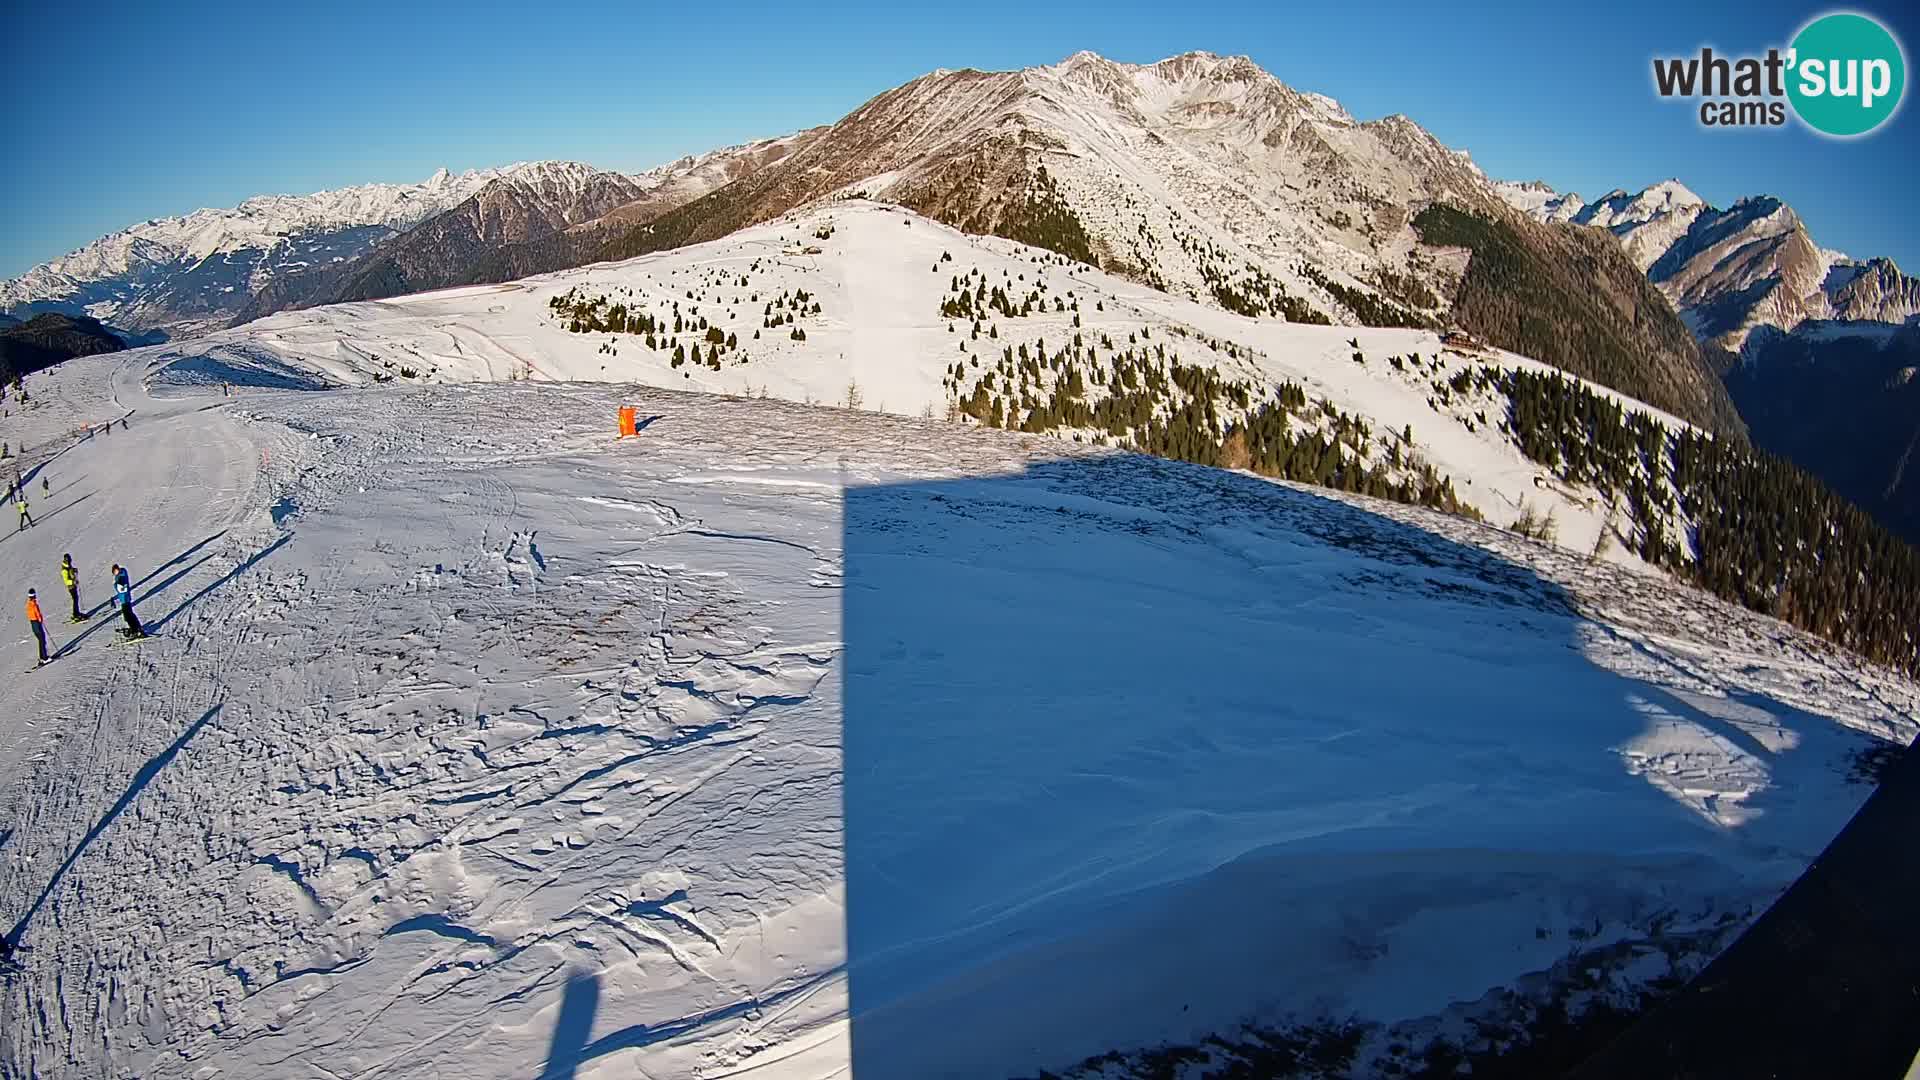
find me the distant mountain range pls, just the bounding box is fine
[1494,178,1920,354]
[0,146,814,341]
[7,50,1919,539]
[0,52,1744,437]
[1,166,512,338]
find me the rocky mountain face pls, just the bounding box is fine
[596,51,1738,433]
[326,163,652,304]
[1499,180,1920,352]
[321,136,820,308]
[1725,322,1920,545]
[1567,181,1708,271]
[0,313,125,383]
[611,53,1496,306]
[1489,179,1585,224]
[596,132,824,232]
[1649,198,1840,349]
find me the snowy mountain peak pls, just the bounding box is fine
[1492,179,1587,222]
[1489,170,1920,348]
[0,163,594,336]
[1044,49,1277,101]
[1575,181,1708,231]
[1644,178,1704,208]
[1058,49,1117,71]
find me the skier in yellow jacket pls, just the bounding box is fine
[61,554,81,621]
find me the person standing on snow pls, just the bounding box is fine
[25,589,48,666]
[15,494,32,531]
[61,554,81,621]
[112,565,145,638]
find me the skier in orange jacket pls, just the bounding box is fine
[25,589,48,666]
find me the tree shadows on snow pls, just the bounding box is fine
[148,532,290,633]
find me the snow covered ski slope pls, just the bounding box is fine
[0,342,1914,1078]
[154,200,1695,570]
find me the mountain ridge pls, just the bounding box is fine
[591,51,1738,434]
[1,149,811,339]
[1497,178,1920,351]
[6,51,1765,439]
[0,312,125,385]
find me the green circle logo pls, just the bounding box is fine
[1787,12,1906,136]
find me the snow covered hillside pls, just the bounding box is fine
[0,339,1913,1079]
[593,50,1504,341]
[151,200,1708,570]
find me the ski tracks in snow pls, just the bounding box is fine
[5,378,851,1079]
[2,369,1916,1080]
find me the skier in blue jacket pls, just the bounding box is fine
[111,564,145,639]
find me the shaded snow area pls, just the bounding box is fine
[1,349,1915,1080]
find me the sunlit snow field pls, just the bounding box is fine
[0,269,1914,1079]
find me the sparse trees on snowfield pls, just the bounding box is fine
[1509,500,1559,544]
[548,283,815,369]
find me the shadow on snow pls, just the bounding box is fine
[149,533,291,633]
[830,454,1875,1077]
[6,705,221,947]
[48,530,288,659]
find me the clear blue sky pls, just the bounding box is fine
[3,0,1915,277]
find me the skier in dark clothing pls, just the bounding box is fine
[61,554,81,621]
[112,565,145,638]
[26,589,48,665]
